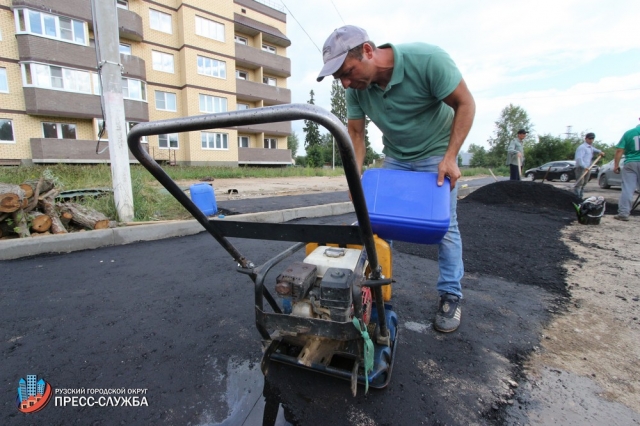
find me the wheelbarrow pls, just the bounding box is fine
[127,104,398,396]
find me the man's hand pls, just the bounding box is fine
[438,156,461,190]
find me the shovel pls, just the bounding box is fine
[576,152,604,186]
[517,155,523,180]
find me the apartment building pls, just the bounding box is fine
[0,0,292,166]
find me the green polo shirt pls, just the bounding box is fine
[616,124,640,163]
[346,42,462,161]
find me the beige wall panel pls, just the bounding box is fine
[0,62,26,110]
[0,10,19,59]
[0,114,34,158]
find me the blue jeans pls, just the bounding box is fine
[383,156,464,298]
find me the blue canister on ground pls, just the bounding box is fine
[189,183,217,216]
[361,169,450,244]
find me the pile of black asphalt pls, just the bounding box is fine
[1,180,585,426]
[395,180,582,296]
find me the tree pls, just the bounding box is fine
[330,80,347,127]
[287,132,299,158]
[468,143,489,167]
[363,118,380,166]
[303,90,323,167]
[524,134,579,168]
[486,104,534,167]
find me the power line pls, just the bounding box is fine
[280,1,321,53]
[330,0,346,25]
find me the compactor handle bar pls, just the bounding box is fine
[127,103,381,278]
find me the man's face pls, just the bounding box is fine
[332,54,372,90]
[586,137,594,145]
[517,133,526,140]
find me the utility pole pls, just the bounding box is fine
[91,0,134,222]
[564,125,573,139]
[332,136,335,170]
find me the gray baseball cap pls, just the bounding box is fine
[316,25,369,82]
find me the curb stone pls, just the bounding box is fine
[0,186,481,261]
[0,202,355,261]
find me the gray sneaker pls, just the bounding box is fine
[614,214,629,221]
[434,294,461,333]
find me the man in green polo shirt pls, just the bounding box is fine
[317,25,475,332]
[613,118,640,221]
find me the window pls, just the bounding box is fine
[14,9,86,45]
[236,70,248,80]
[152,50,174,73]
[159,133,178,149]
[155,91,176,111]
[263,76,276,86]
[22,63,92,94]
[264,138,277,149]
[199,94,227,113]
[95,118,108,139]
[238,136,249,148]
[195,16,224,42]
[149,9,172,34]
[122,78,147,101]
[201,132,228,150]
[237,103,249,111]
[127,121,147,143]
[92,73,101,95]
[116,0,128,9]
[42,122,76,139]
[119,43,132,55]
[0,68,8,92]
[197,56,226,79]
[261,44,276,54]
[0,119,14,143]
[234,35,248,45]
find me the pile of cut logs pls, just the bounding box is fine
[0,178,114,239]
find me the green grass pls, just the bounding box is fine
[0,164,346,222]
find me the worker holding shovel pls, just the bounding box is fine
[506,129,527,180]
[574,132,604,199]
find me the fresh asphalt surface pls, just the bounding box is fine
[2,176,554,425]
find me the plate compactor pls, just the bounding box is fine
[128,104,398,396]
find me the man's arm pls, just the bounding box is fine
[614,148,624,174]
[441,78,475,189]
[347,118,366,175]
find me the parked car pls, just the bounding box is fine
[524,160,599,182]
[598,158,621,188]
[597,156,639,192]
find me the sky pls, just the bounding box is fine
[275,0,640,155]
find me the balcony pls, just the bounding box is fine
[238,147,292,165]
[121,54,146,81]
[234,0,287,22]
[30,138,147,164]
[117,8,144,42]
[17,34,96,69]
[235,79,290,105]
[236,121,291,137]
[234,13,290,48]
[23,88,149,122]
[12,0,92,22]
[235,43,290,78]
[13,0,143,41]
[17,35,146,80]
